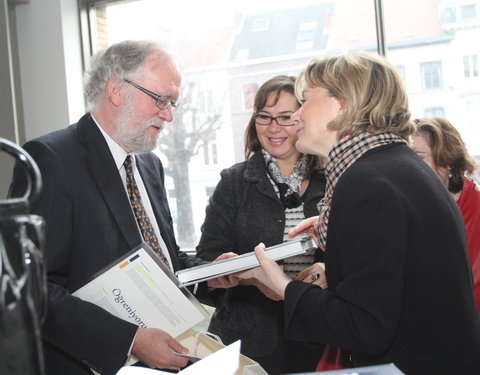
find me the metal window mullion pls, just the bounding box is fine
[374,0,387,57]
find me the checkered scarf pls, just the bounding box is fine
[317,132,407,250]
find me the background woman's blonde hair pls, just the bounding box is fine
[295,50,414,140]
[414,117,478,193]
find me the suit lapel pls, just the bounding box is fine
[78,115,142,250]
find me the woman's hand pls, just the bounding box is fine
[236,243,292,299]
[288,216,322,248]
[295,262,328,289]
[239,277,283,301]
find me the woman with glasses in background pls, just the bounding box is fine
[196,75,326,374]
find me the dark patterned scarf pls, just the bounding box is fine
[317,132,407,250]
[262,149,308,197]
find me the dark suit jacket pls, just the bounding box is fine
[196,150,326,367]
[9,113,206,375]
[284,143,480,375]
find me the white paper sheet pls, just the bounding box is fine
[115,340,241,375]
[73,244,208,338]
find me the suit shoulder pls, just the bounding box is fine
[23,124,81,157]
[29,123,76,142]
[24,113,97,151]
[136,152,162,167]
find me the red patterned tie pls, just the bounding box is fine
[124,155,170,267]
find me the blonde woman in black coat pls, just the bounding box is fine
[238,51,480,374]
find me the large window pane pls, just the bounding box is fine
[80,1,480,247]
[82,0,378,250]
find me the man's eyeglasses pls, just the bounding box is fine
[124,79,178,110]
[254,114,295,127]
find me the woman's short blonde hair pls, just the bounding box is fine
[295,50,414,140]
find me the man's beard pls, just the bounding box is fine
[115,100,165,153]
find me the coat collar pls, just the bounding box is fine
[243,150,279,201]
[243,150,268,182]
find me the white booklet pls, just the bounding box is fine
[175,236,316,287]
[116,340,242,375]
[73,243,209,341]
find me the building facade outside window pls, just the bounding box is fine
[252,17,270,31]
[424,106,446,117]
[242,83,258,111]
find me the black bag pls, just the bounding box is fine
[0,137,46,375]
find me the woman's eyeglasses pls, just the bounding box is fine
[254,114,295,127]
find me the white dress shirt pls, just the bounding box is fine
[92,115,174,270]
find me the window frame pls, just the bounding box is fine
[424,106,446,118]
[464,55,479,78]
[295,19,318,50]
[251,17,270,32]
[421,61,443,90]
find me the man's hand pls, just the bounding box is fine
[131,328,189,370]
[207,252,239,289]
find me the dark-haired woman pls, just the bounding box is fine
[196,75,326,374]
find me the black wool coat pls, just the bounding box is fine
[284,143,480,375]
[196,150,326,358]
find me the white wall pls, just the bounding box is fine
[15,0,84,141]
